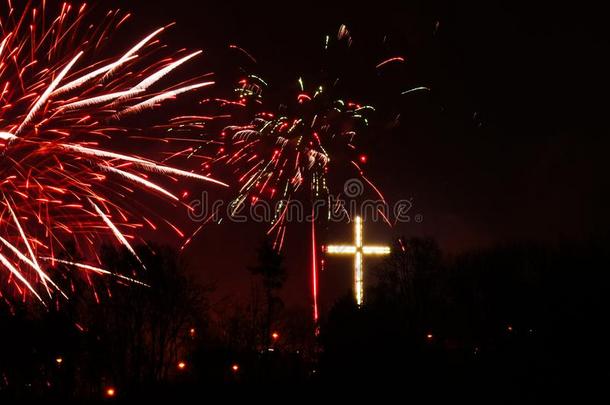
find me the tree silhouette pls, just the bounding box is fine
[248,239,286,347]
[90,243,207,393]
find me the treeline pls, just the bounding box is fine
[320,237,610,401]
[1,237,609,401]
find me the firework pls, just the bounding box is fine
[0,2,227,304]
[194,25,388,252]
[219,81,379,248]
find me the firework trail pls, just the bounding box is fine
[221,73,377,321]
[0,1,227,304]
[192,24,429,320]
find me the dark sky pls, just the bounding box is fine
[108,0,609,311]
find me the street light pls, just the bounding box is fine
[177,361,186,370]
[105,387,116,398]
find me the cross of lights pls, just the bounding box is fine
[325,216,390,306]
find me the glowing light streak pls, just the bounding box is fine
[326,216,390,306]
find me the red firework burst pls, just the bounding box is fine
[0,1,227,304]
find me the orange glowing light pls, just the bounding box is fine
[231,364,239,372]
[105,387,116,398]
[55,357,63,364]
[177,361,186,370]
[272,332,279,340]
[426,333,433,340]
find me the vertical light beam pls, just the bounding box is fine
[311,208,319,321]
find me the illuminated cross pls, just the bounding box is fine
[326,216,390,306]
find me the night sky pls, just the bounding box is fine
[110,0,609,310]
